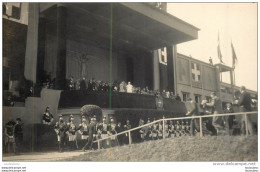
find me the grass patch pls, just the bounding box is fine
[63,135,257,161]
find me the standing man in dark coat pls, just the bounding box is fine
[82,117,96,151]
[203,92,224,135]
[115,122,123,145]
[223,103,235,135]
[235,86,254,135]
[80,77,87,90]
[14,118,23,154]
[186,98,200,136]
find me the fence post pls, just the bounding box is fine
[244,113,248,137]
[199,117,203,137]
[97,140,100,150]
[163,117,165,140]
[128,131,132,145]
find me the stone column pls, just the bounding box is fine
[153,50,160,91]
[55,4,67,90]
[24,3,39,83]
[167,45,177,92]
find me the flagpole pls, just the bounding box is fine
[233,69,236,86]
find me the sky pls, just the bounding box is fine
[167,3,257,91]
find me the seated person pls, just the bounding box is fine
[112,82,118,92]
[161,90,167,98]
[43,107,54,125]
[119,81,126,92]
[67,76,75,90]
[126,82,133,93]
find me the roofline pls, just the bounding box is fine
[177,53,214,68]
[144,3,200,31]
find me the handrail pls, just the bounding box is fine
[93,111,258,147]
[165,111,258,121]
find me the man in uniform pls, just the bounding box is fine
[100,117,108,148]
[175,121,181,137]
[107,117,118,147]
[168,120,175,138]
[157,121,163,139]
[78,116,88,148]
[14,118,23,154]
[54,115,67,152]
[67,115,78,150]
[146,118,152,140]
[82,117,96,151]
[185,121,190,136]
[164,120,169,138]
[139,119,146,141]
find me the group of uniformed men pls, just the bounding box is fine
[54,114,132,152]
[139,119,192,141]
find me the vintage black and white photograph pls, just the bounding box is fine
[1,1,258,165]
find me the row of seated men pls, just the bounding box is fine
[139,119,191,140]
[66,77,181,100]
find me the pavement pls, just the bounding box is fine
[2,150,89,161]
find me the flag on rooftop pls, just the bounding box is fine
[217,32,223,63]
[231,42,238,68]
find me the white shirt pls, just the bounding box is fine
[126,84,133,93]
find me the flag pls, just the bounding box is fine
[231,42,238,68]
[217,33,223,63]
[158,47,168,91]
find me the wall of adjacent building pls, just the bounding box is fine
[176,54,218,102]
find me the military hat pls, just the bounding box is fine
[59,114,63,118]
[70,114,74,118]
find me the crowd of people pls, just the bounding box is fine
[65,76,182,101]
[186,86,256,136]
[3,85,256,154]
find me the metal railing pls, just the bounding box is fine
[93,111,257,149]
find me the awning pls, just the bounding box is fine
[40,3,199,52]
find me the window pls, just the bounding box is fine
[192,73,195,80]
[12,5,21,19]
[197,64,200,70]
[191,62,201,82]
[182,92,190,102]
[194,94,201,103]
[191,63,194,69]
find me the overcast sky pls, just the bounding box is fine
[167,3,257,91]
